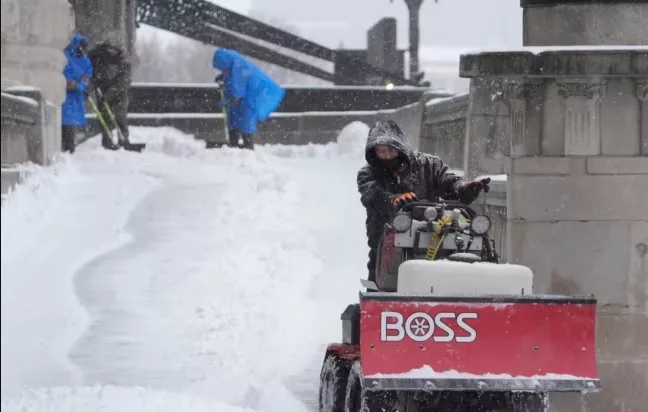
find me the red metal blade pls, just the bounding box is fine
[359,293,600,392]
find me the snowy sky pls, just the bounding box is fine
[138,0,523,58]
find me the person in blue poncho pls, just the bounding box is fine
[213,49,286,150]
[61,33,93,154]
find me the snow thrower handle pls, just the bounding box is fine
[396,201,478,219]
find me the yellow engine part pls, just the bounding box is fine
[426,213,466,261]
[426,221,447,261]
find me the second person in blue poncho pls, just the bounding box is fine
[212,49,286,150]
[61,33,93,153]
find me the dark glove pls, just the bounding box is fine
[214,73,224,84]
[392,192,418,208]
[460,177,491,203]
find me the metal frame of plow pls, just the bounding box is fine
[364,377,601,393]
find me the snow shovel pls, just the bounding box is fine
[87,95,120,150]
[204,80,231,149]
[91,88,146,152]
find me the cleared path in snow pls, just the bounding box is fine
[1,125,369,412]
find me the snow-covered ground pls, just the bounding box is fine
[1,124,370,411]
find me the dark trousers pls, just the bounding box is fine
[98,94,129,148]
[228,128,255,150]
[367,248,377,283]
[61,126,78,153]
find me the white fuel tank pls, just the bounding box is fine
[397,259,533,296]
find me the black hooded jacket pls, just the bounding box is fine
[87,43,129,101]
[357,120,469,250]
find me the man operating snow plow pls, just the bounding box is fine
[319,199,601,412]
[318,120,600,412]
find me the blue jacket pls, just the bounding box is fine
[213,49,285,134]
[62,34,93,127]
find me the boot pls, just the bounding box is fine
[241,133,255,150]
[228,129,241,148]
[102,136,120,150]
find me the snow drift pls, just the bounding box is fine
[1,124,369,411]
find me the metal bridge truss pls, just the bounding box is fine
[136,0,418,85]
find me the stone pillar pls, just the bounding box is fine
[461,49,648,412]
[521,0,648,46]
[367,18,400,77]
[462,78,509,178]
[1,0,75,160]
[73,0,136,59]
[404,0,424,79]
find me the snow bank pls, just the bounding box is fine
[0,386,253,412]
[1,125,368,411]
[1,153,160,394]
[260,120,369,161]
[258,142,338,159]
[335,121,369,159]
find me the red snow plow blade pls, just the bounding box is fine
[359,293,600,393]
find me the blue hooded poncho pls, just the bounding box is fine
[212,49,286,135]
[62,33,93,127]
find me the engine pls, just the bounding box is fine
[375,201,532,294]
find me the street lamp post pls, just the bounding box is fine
[404,0,424,80]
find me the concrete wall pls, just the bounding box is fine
[522,1,648,46]
[73,0,136,58]
[1,90,59,194]
[420,84,509,178]
[1,0,75,195]
[461,47,648,412]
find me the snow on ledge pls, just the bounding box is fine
[461,45,648,55]
[1,92,38,107]
[425,92,470,107]
[365,365,598,381]
[478,174,507,182]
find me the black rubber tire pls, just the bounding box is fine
[344,360,400,412]
[319,354,351,412]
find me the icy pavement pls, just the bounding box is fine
[1,123,369,411]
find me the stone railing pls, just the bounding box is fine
[84,84,450,147]
[419,85,509,263]
[421,82,509,179]
[420,92,469,170]
[86,94,429,148]
[1,0,73,195]
[1,88,60,194]
[471,179,507,262]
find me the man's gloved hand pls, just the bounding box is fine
[392,192,418,208]
[214,73,224,84]
[460,177,491,203]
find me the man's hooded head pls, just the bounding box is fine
[365,120,414,174]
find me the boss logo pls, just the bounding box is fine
[380,311,478,343]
